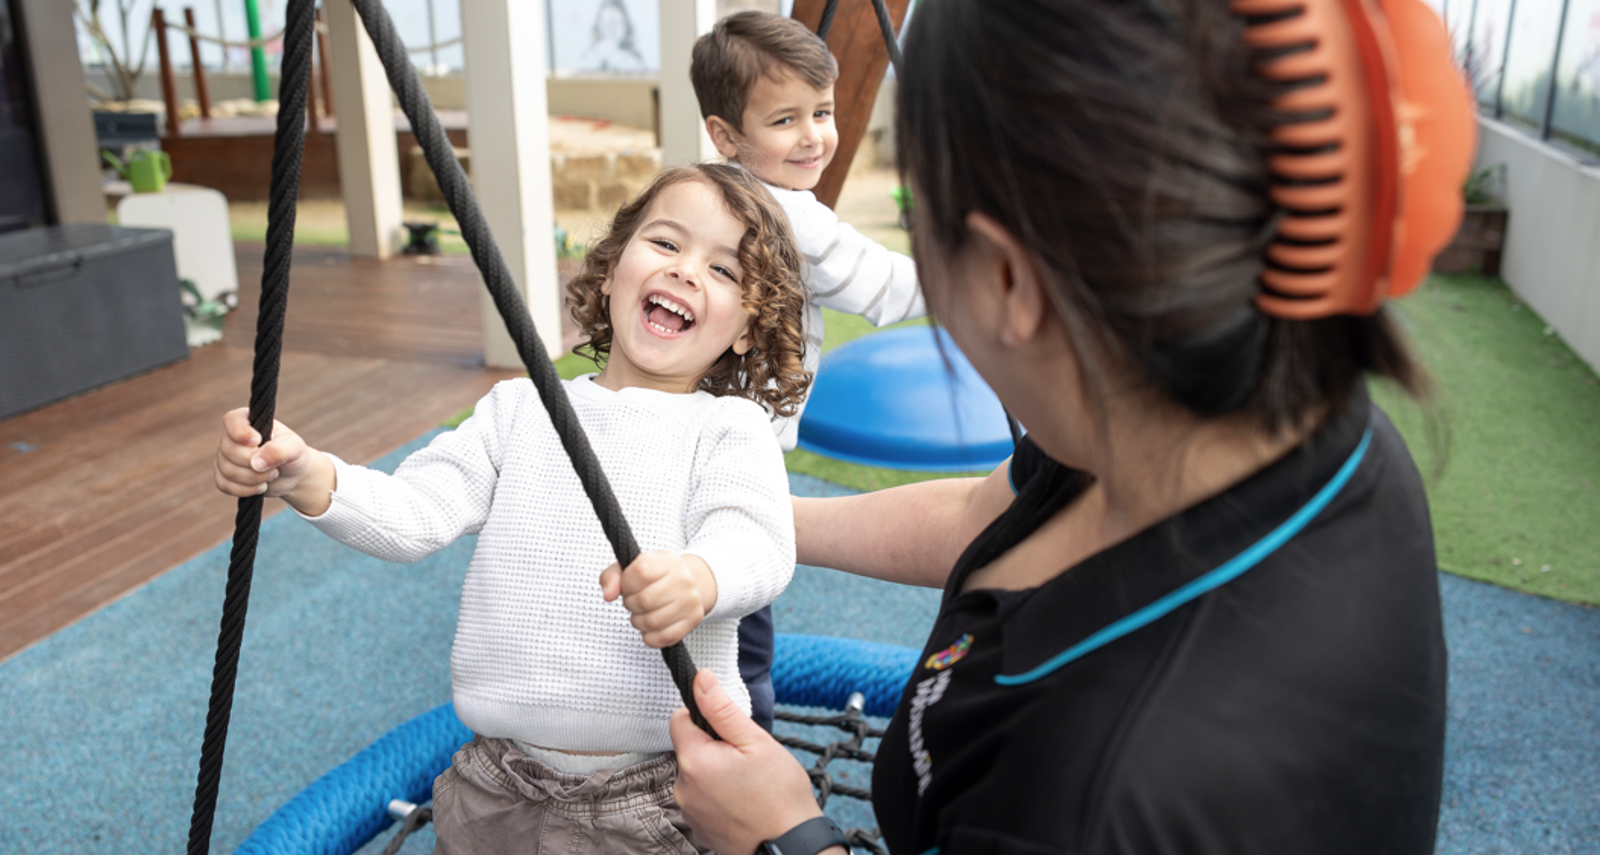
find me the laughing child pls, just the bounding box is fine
[213,164,810,854]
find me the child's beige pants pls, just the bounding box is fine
[431,736,710,855]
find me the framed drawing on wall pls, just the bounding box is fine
[549,0,659,76]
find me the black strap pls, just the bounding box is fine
[763,816,851,855]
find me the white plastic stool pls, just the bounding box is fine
[116,185,239,302]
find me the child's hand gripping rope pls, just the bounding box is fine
[600,550,720,649]
[213,407,335,516]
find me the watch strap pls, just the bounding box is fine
[760,816,849,855]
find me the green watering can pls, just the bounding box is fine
[104,149,172,193]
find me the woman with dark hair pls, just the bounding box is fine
[669,1,1474,854]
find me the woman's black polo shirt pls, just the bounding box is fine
[873,390,1447,855]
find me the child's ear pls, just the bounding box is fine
[706,116,742,160]
[731,318,755,356]
[601,275,612,296]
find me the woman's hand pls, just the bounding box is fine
[671,670,827,855]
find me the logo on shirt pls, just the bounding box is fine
[924,633,972,671]
[908,669,951,796]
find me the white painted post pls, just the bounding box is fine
[324,0,405,259]
[461,0,563,366]
[659,0,719,167]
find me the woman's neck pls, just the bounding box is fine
[964,394,1312,594]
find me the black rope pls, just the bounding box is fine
[185,2,314,853]
[813,0,902,82]
[816,0,841,40]
[868,0,904,80]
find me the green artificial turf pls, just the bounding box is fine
[1375,273,1600,606]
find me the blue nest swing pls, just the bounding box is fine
[237,634,920,855]
[798,327,1015,472]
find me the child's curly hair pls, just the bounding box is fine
[565,164,812,418]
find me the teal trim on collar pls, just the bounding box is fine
[994,427,1373,687]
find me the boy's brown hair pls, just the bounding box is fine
[690,10,839,131]
[565,164,812,418]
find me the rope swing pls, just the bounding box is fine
[186,0,711,850]
[190,1,928,850]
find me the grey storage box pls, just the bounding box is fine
[1,225,188,420]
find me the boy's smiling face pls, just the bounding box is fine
[596,178,755,396]
[709,74,838,192]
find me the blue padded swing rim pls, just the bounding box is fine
[235,634,920,855]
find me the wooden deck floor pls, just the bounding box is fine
[0,244,548,661]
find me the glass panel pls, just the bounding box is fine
[1467,0,1516,108]
[1450,0,1478,61]
[0,0,49,234]
[1550,0,1600,155]
[1501,0,1566,128]
[1420,0,1450,30]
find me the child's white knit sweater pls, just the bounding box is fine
[755,177,928,450]
[300,375,795,753]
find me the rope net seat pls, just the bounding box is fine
[236,635,917,855]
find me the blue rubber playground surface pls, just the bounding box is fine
[0,431,1595,853]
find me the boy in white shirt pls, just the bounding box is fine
[214,164,811,854]
[691,9,926,731]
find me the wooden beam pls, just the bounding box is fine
[184,8,211,119]
[153,8,181,138]
[317,7,335,118]
[790,0,910,209]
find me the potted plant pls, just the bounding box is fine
[1432,163,1508,275]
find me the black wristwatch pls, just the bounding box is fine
[757,816,850,855]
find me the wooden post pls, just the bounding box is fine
[461,0,563,365]
[325,0,404,258]
[659,0,717,167]
[307,48,321,132]
[184,8,211,119]
[153,8,181,138]
[317,7,335,118]
[790,0,910,209]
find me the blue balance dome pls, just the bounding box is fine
[798,327,1014,472]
